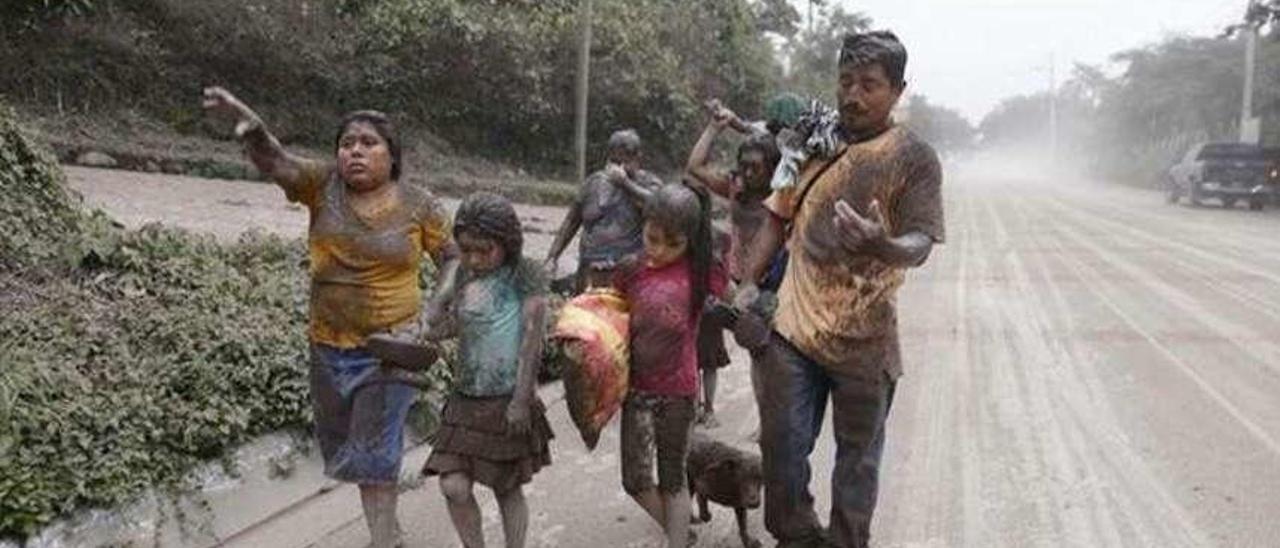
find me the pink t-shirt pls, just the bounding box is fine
[615,257,727,397]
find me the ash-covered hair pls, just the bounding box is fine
[453,192,523,266]
[644,183,713,317]
[607,129,642,157]
[335,110,402,180]
[839,31,908,89]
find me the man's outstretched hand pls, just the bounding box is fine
[833,199,887,253]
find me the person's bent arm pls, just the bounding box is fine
[202,87,313,191]
[422,241,461,333]
[545,199,584,270]
[608,165,656,205]
[869,231,935,267]
[733,212,785,310]
[506,295,548,435]
[686,102,740,198]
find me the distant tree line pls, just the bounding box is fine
[978,28,1280,185]
[0,0,978,173]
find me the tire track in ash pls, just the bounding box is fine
[966,187,1204,547]
[1025,189,1280,546]
[1036,194,1280,438]
[876,184,976,546]
[1055,182,1280,260]
[970,186,1081,547]
[978,192,1127,547]
[999,187,1210,546]
[1042,189,1280,289]
[1044,188,1280,334]
[1038,193,1280,383]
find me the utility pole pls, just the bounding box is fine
[1049,53,1058,165]
[574,0,594,183]
[1241,0,1261,143]
[809,0,814,34]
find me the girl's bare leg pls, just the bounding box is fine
[629,488,668,526]
[663,490,692,547]
[496,486,529,548]
[359,484,401,548]
[440,473,485,548]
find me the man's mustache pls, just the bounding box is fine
[840,104,867,117]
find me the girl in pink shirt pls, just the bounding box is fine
[613,183,726,547]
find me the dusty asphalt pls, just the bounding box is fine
[64,167,1280,547]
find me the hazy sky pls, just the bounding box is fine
[821,0,1251,122]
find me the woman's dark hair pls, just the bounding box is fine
[839,30,908,90]
[645,183,713,317]
[738,132,782,172]
[335,110,402,180]
[453,192,523,266]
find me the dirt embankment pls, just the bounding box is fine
[24,111,581,207]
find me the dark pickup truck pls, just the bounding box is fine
[1166,142,1280,210]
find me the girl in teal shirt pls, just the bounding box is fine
[422,193,553,548]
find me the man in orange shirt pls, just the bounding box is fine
[734,31,945,548]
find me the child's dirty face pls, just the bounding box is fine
[643,221,688,268]
[738,149,771,195]
[458,232,505,273]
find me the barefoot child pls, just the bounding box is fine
[614,183,727,547]
[422,192,553,548]
[685,100,785,425]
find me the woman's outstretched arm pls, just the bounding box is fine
[202,86,316,193]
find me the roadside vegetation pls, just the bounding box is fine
[978,31,1280,186]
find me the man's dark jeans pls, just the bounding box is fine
[751,335,897,548]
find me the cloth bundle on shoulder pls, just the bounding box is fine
[551,288,630,450]
[771,99,842,191]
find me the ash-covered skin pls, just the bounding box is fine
[425,192,550,548]
[441,192,547,431]
[729,30,946,548]
[685,100,782,283]
[545,129,663,288]
[203,87,460,348]
[202,87,461,548]
[687,432,765,548]
[837,31,909,142]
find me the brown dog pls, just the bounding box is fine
[687,431,763,548]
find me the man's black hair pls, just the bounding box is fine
[839,30,908,89]
[738,132,781,172]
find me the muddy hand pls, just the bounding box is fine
[704,99,736,130]
[730,309,771,354]
[833,199,887,252]
[201,86,259,135]
[506,398,532,436]
[421,300,447,337]
[604,162,628,183]
[732,282,759,312]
